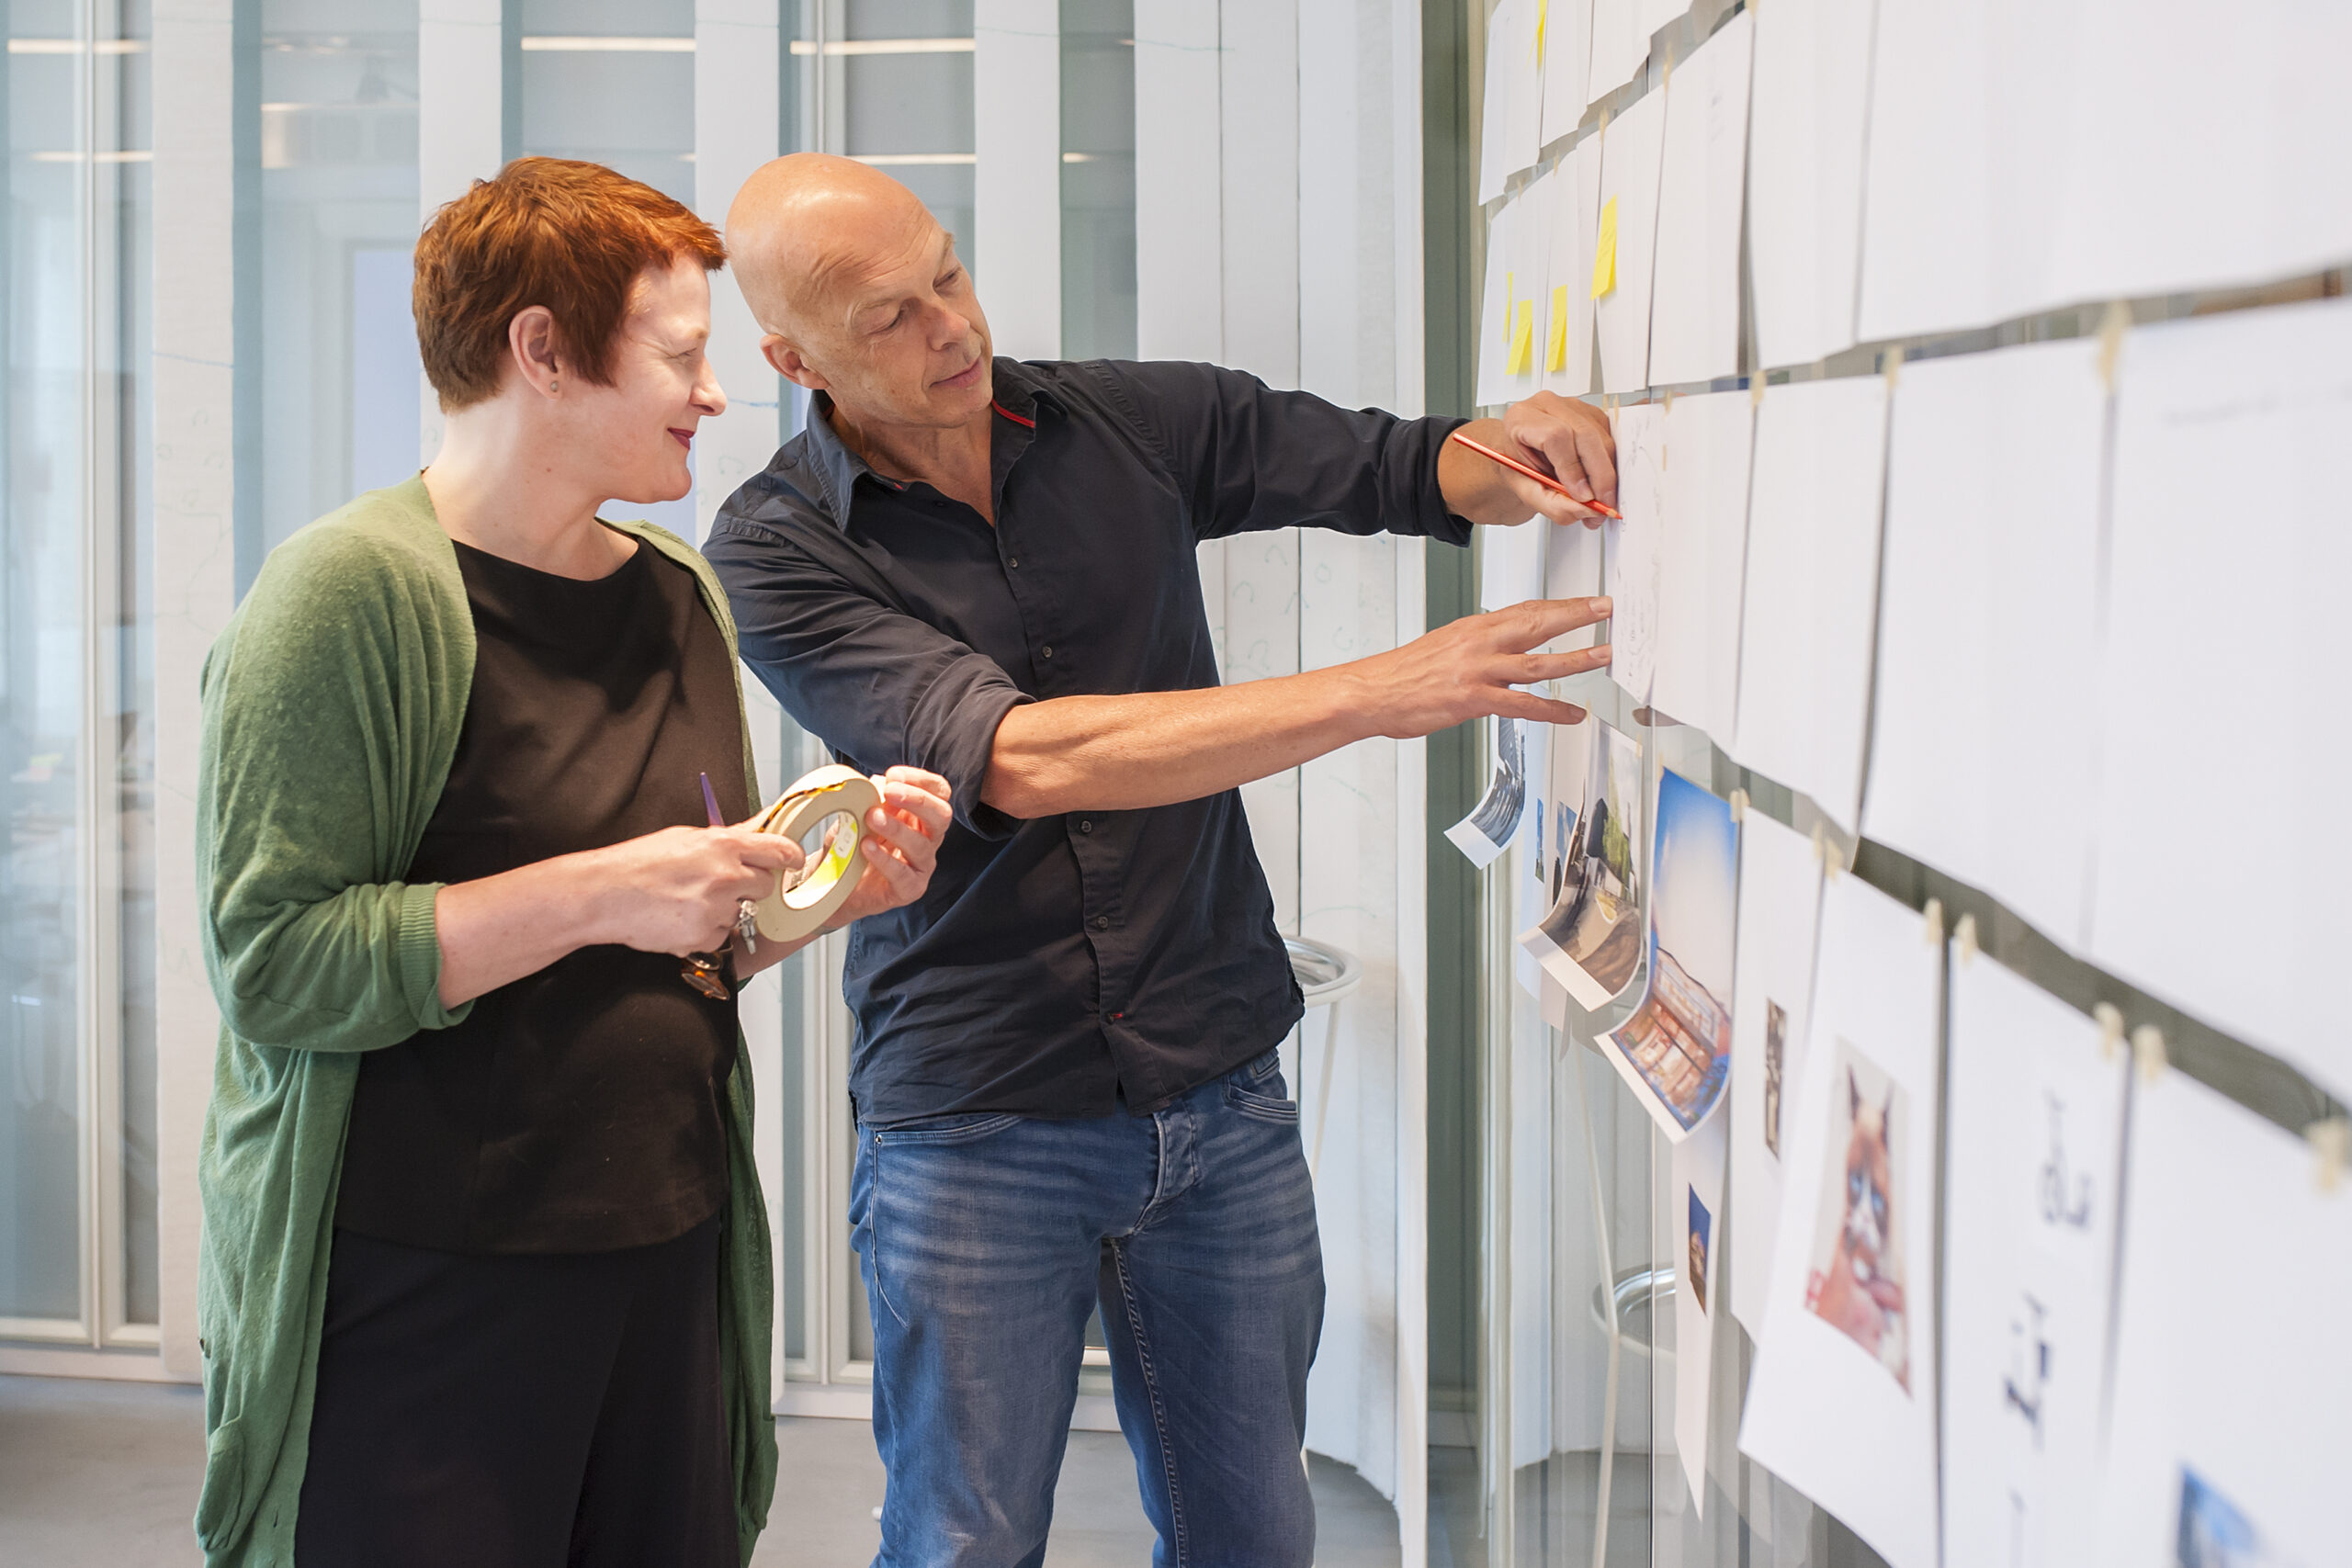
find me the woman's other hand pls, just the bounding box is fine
[825,767,954,930]
[587,825,805,957]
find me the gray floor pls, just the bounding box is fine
[0,1374,1401,1566]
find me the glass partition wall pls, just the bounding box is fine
[0,0,1137,1388]
[1,0,156,1349]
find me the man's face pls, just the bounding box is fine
[775,211,994,431]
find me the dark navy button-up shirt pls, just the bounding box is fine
[706,356,1470,1122]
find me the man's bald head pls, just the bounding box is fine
[727,153,937,335]
[725,152,995,434]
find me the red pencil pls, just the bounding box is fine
[1449,429,1623,521]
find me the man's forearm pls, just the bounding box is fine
[981,667,1377,818]
[979,595,1612,819]
[1439,416,1542,525]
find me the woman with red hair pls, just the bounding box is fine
[192,157,951,1567]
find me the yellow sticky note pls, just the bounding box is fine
[1591,197,1619,299]
[1533,0,1548,66]
[1547,284,1570,372]
[1503,270,1516,351]
[1506,299,1534,376]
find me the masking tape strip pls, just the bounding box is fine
[2093,1001,2125,1061]
[2309,1117,2349,1195]
[752,763,882,942]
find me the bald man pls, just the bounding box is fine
[707,154,1617,1568]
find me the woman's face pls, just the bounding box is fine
[569,255,727,505]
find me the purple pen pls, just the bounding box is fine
[698,771,725,828]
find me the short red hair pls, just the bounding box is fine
[414,156,726,411]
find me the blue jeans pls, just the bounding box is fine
[851,1050,1326,1568]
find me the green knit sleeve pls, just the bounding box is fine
[197,522,474,1052]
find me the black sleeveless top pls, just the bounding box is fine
[335,535,749,1254]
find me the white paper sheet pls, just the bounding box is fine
[1744,0,1873,369]
[2047,0,2352,315]
[1860,340,2105,951]
[1478,518,1546,615]
[1646,11,1753,389]
[1651,389,1754,741]
[1514,164,1552,409]
[1944,952,2127,1568]
[1853,0,2086,342]
[1593,86,1668,394]
[2094,1070,2351,1568]
[1476,191,1520,410]
[1726,809,1823,1338]
[1603,400,1666,704]
[1476,191,1547,410]
[1541,139,1600,399]
[1598,766,1739,1138]
[1738,873,1942,1568]
[1635,0,1682,43]
[1544,515,1605,651]
[1538,0,1594,149]
[2087,299,2352,1101]
[1728,376,1888,834]
[1586,0,1649,107]
[1673,1114,1727,1515]
[1477,0,1546,205]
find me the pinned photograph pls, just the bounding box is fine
[1688,1187,1713,1315]
[1444,716,1527,867]
[1521,721,1645,1010]
[1804,1040,1912,1393]
[1598,767,1739,1135]
[2176,1468,2297,1568]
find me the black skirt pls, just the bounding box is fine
[294,1216,733,1568]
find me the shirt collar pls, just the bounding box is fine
[797,359,1058,530]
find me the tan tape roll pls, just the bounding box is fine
[750,764,882,942]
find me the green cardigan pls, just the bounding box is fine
[191,476,777,1566]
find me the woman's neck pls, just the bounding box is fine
[423,403,638,580]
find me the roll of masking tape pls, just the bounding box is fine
[750,764,882,942]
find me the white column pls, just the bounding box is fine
[149,0,240,1382]
[1133,0,1223,364]
[973,0,1061,359]
[1219,0,1300,387]
[1386,8,1429,1554]
[419,0,506,464]
[1133,2,1231,685]
[696,0,784,547]
[695,0,792,1393]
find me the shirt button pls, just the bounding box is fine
[1007,557,1020,569]
[1077,818,1093,833]
[1091,914,1110,931]
[1042,645,1055,660]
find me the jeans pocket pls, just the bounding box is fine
[1226,1078,1300,1125]
[1246,1047,1283,1082]
[867,1111,1023,1148]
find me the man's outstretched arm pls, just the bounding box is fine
[981,597,1611,818]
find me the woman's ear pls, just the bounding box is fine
[508,305,563,397]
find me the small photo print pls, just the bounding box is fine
[2176,1465,2300,1568]
[1803,1038,1911,1393]
[1687,1188,1713,1315]
[1762,998,1787,1157]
